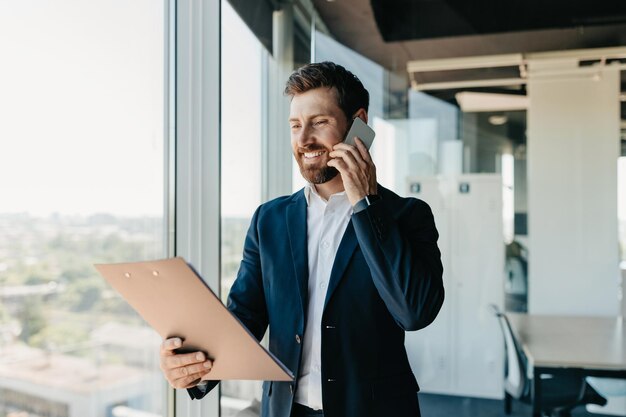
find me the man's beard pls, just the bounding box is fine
[295,145,340,184]
[301,164,339,184]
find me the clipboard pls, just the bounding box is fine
[94,257,294,381]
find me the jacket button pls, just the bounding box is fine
[295,334,301,344]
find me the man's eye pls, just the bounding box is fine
[290,124,301,130]
[314,120,327,126]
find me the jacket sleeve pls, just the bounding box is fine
[351,197,444,331]
[188,206,269,400]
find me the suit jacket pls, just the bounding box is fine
[189,184,444,417]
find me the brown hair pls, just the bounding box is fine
[284,61,369,121]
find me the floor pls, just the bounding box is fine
[418,393,616,417]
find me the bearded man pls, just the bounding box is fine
[159,61,444,417]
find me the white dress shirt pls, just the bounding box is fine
[294,184,353,410]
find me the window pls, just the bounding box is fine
[220,1,264,415]
[0,1,169,416]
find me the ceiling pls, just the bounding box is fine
[312,0,626,79]
[370,0,626,43]
[312,0,626,126]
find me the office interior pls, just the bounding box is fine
[1,0,625,416]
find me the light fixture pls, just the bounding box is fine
[488,115,508,126]
[456,91,529,112]
[407,46,626,91]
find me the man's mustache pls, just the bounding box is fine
[297,145,329,153]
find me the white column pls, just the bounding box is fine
[527,58,621,316]
[175,0,221,415]
[263,5,294,200]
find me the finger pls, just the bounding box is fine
[162,351,206,370]
[332,142,359,157]
[333,141,356,151]
[328,158,355,184]
[169,360,213,380]
[332,143,365,163]
[327,158,349,175]
[171,371,207,389]
[354,138,377,191]
[160,338,183,355]
[354,138,374,164]
[174,370,210,389]
[334,142,368,170]
[163,351,206,369]
[329,149,361,170]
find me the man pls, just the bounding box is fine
[159,62,444,417]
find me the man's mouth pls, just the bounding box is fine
[302,151,325,160]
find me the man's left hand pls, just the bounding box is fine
[328,137,377,206]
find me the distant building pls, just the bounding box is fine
[0,344,164,417]
[90,322,161,369]
[0,282,62,315]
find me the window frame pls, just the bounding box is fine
[171,1,317,415]
[173,0,221,416]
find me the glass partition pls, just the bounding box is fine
[304,26,526,399]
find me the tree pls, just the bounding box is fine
[17,299,47,343]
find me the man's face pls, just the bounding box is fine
[289,87,349,184]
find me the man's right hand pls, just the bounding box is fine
[159,337,214,389]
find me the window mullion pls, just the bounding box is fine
[174,0,221,416]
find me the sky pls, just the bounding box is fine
[0,0,165,216]
[0,0,261,218]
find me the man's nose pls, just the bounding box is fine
[295,125,315,147]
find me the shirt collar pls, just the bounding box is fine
[304,183,349,207]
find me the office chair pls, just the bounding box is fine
[490,305,607,417]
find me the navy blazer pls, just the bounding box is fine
[189,184,444,417]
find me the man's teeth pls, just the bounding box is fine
[304,151,324,159]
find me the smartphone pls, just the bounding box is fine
[344,117,375,149]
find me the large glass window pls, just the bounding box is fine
[0,1,168,416]
[220,1,264,415]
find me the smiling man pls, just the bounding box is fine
[159,62,444,417]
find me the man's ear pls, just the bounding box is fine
[353,108,368,124]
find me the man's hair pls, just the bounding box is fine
[284,61,369,121]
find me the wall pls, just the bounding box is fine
[527,59,621,316]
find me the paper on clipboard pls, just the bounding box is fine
[94,257,294,381]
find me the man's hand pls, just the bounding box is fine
[159,337,213,389]
[328,137,377,206]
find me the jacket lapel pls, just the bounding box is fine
[286,192,308,322]
[323,220,359,311]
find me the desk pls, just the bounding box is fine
[507,314,626,417]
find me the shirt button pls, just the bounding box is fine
[320,281,327,290]
[321,241,330,249]
[295,334,301,344]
